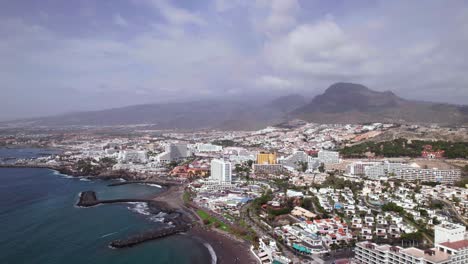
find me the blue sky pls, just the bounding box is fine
[1,0,468,120]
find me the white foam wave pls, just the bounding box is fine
[204,243,217,264]
[79,178,91,181]
[127,202,151,216]
[140,183,162,188]
[148,212,167,223]
[101,232,117,238]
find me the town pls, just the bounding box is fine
[1,122,467,264]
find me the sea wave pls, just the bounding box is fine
[101,232,118,238]
[139,183,162,188]
[203,242,217,264]
[127,202,151,216]
[79,178,91,181]
[127,203,168,223]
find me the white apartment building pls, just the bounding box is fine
[355,222,468,264]
[118,150,148,163]
[167,143,191,160]
[364,162,409,179]
[195,143,223,152]
[434,222,466,245]
[279,151,309,170]
[434,222,468,264]
[156,143,191,163]
[347,161,380,176]
[317,150,340,164]
[210,159,232,183]
[355,242,451,264]
[394,168,461,184]
[307,156,321,171]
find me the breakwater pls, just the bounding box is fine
[77,191,151,207]
[77,191,193,248]
[110,225,190,248]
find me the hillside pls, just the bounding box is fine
[2,83,466,130]
[292,83,468,124]
[2,95,307,131]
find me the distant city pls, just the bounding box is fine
[1,121,467,264]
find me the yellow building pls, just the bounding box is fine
[256,152,277,165]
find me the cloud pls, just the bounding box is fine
[264,19,370,78]
[148,0,205,26]
[255,75,294,90]
[254,0,299,35]
[113,13,128,27]
[1,0,468,120]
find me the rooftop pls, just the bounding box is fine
[437,222,465,230]
[401,247,450,263]
[439,239,468,250]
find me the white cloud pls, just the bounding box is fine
[149,0,205,26]
[264,19,370,77]
[254,0,299,35]
[255,75,294,89]
[113,13,128,27]
[1,0,468,120]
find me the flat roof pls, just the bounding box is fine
[439,240,468,250]
[402,247,450,263]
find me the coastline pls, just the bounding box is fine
[189,225,258,264]
[1,163,258,263]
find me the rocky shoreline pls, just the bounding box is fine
[77,186,194,249]
[2,163,257,263]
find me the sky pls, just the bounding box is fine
[1,0,468,121]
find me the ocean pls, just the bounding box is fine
[0,148,212,264]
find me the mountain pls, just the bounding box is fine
[266,94,308,113]
[3,84,466,130]
[3,95,308,130]
[292,82,468,124]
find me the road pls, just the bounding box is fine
[436,199,468,226]
[240,203,327,264]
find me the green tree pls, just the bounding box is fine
[318,163,325,173]
[296,161,308,172]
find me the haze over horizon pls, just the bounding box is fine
[1,0,468,121]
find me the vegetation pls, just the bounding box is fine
[381,202,404,214]
[312,196,329,217]
[454,176,468,188]
[182,190,192,204]
[301,197,314,211]
[420,181,441,187]
[318,163,325,173]
[428,200,444,209]
[234,160,253,177]
[211,139,236,147]
[196,209,229,231]
[401,231,423,241]
[76,157,117,175]
[252,189,273,212]
[340,138,468,158]
[321,175,364,194]
[296,161,308,172]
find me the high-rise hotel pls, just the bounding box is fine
[210,159,232,183]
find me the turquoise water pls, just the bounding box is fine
[0,149,211,264]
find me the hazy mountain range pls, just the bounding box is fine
[3,83,467,130]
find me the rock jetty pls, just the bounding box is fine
[109,225,190,248]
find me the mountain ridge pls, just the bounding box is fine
[2,83,467,129]
[292,82,467,124]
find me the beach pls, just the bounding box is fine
[189,226,259,264]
